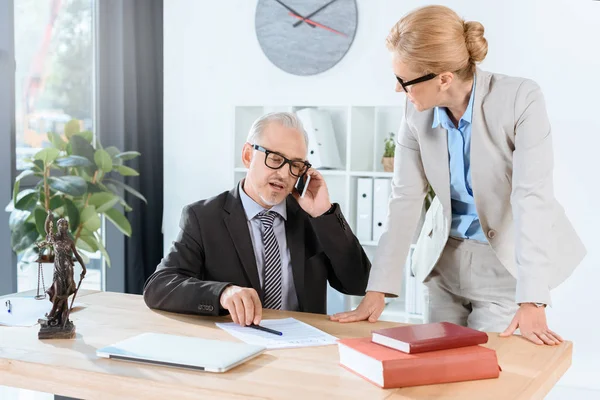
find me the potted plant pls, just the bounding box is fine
[9,120,146,270]
[382,132,395,172]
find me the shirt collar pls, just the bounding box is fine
[238,180,287,221]
[432,76,476,129]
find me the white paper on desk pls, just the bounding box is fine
[216,317,338,349]
[0,296,83,327]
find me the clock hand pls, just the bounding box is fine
[287,12,347,37]
[272,0,316,28]
[293,0,339,28]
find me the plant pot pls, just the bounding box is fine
[382,156,394,172]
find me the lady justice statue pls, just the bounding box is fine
[36,211,86,339]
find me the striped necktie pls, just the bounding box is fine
[257,210,282,310]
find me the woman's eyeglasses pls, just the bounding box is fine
[396,73,437,92]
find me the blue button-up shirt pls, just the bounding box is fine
[239,183,299,311]
[432,80,487,242]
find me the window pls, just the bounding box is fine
[13,0,102,292]
[14,0,94,170]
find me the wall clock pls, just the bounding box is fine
[255,0,358,76]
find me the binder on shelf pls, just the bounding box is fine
[356,178,373,242]
[295,108,344,170]
[372,178,391,242]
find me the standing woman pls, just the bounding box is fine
[331,5,586,345]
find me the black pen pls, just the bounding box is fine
[248,323,283,336]
[5,300,11,314]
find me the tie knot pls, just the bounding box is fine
[258,211,276,228]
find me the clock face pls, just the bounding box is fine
[255,0,358,76]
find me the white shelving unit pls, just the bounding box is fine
[232,105,424,323]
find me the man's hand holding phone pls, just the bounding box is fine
[293,168,332,217]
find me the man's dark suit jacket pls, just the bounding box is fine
[143,185,371,316]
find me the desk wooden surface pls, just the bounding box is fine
[0,291,571,399]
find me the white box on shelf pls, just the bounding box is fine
[355,178,373,242]
[372,178,391,242]
[296,108,344,170]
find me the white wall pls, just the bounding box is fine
[164,0,600,389]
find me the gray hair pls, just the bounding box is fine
[246,112,309,148]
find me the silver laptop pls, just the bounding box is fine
[96,332,265,372]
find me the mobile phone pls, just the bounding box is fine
[294,173,311,198]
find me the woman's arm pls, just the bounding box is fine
[510,79,555,306]
[331,99,428,322]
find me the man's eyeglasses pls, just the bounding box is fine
[251,144,311,177]
[396,73,437,92]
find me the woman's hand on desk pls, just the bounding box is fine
[219,286,262,326]
[500,303,564,345]
[329,291,385,323]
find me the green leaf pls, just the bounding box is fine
[34,148,61,165]
[104,178,147,204]
[11,222,39,253]
[55,155,93,168]
[75,130,93,143]
[104,183,133,212]
[94,149,113,172]
[115,151,141,161]
[64,119,81,139]
[47,132,67,151]
[114,165,138,176]
[95,233,111,267]
[89,192,119,213]
[12,180,19,207]
[86,182,105,194]
[48,176,87,197]
[80,205,101,232]
[70,135,96,165]
[13,170,39,207]
[105,146,120,158]
[33,208,48,237]
[15,189,39,211]
[33,160,45,171]
[63,198,80,233]
[49,195,63,211]
[9,209,31,232]
[77,235,99,253]
[15,168,35,183]
[105,208,132,236]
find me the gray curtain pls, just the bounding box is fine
[97,0,163,294]
[0,0,17,295]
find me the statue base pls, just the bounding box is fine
[38,318,76,340]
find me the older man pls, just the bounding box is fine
[144,112,370,325]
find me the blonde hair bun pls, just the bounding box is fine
[463,21,488,64]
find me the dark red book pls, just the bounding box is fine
[338,338,500,389]
[371,322,488,353]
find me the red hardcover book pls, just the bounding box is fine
[338,338,500,389]
[371,322,488,353]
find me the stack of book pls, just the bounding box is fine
[337,322,501,389]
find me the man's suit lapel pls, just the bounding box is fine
[223,186,262,297]
[285,197,305,310]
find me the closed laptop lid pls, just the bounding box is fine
[96,332,265,372]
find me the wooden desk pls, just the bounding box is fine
[0,291,571,399]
